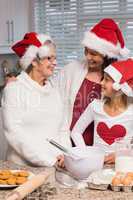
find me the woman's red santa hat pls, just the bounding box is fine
[12,32,54,70]
[104,59,133,97]
[82,18,130,58]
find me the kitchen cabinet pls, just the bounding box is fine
[0,0,30,54]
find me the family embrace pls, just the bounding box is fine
[1,18,133,169]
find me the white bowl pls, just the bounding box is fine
[64,146,105,180]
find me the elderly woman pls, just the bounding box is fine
[2,32,71,167]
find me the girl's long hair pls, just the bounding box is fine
[103,91,133,107]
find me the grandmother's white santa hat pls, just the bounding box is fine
[12,32,54,70]
[82,18,130,58]
[104,59,133,97]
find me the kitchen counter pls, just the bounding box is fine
[0,161,133,200]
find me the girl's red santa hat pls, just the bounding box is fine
[82,18,130,58]
[12,32,54,70]
[104,59,133,97]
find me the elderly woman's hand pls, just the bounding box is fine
[5,76,17,84]
[104,153,115,164]
[56,155,65,168]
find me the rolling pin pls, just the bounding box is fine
[6,170,52,200]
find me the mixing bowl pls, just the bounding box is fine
[64,146,105,180]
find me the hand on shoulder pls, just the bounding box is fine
[5,76,17,85]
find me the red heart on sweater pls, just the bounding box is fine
[97,122,126,145]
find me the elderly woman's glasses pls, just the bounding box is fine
[36,54,56,63]
[47,56,56,62]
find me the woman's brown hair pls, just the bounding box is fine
[100,56,117,80]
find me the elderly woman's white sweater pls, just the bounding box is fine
[2,71,68,167]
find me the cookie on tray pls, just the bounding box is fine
[7,177,17,185]
[18,170,29,177]
[12,172,20,176]
[16,177,27,185]
[0,169,30,186]
[0,170,12,176]
[0,174,11,180]
[0,179,7,185]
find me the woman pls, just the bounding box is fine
[56,18,129,149]
[2,32,71,167]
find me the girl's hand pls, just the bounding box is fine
[56,155,65,168]
[104,153,115,164]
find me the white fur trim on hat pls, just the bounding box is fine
[20,45,51,70]
[113,82,133,96]
[38,46,51,59]
[82,31,121,58]
[20,45,39,70]
[113,82,121,91]
[104,64,122,82]
[120,82,133,97]
[37,34,53,45]
[105,64,133,97]
[120,47,130,58]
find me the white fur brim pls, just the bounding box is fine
[120,82,133,97]
[82,31,126,58]
[113,82,133,97]
[20,45,51,70]
[120,47,130,58]
[104,65,133,97]
[37,34,53,44]
[104,65,122,82]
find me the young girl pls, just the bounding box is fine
[71,59,133,164]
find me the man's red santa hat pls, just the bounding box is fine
[104,59,133,97]
[12,32,54,70]
[82,18,130,58]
